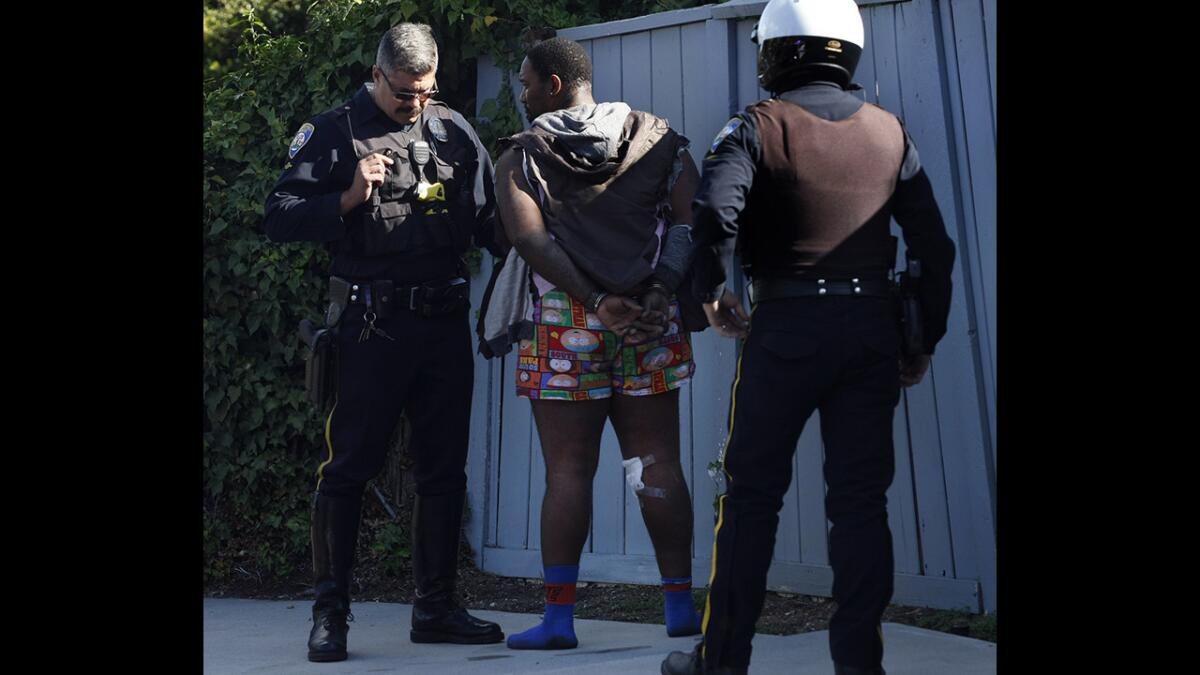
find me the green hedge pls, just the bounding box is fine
[203,0,703,587]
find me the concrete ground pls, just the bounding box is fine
[204,598,996,674]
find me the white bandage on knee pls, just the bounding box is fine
[622,455,667,499]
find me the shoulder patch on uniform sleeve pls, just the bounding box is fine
[288,122,316,159]
[710,117,743,153]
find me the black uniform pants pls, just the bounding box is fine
[315,300,473,500]
[702,296,900,671]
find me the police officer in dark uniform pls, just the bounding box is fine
[661,1,956,674]
[263,22,503,663]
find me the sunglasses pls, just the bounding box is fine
[378,69,439,102]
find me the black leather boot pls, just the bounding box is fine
[661,641,748,675]
[409,491,504,644]
[307,493,362,662]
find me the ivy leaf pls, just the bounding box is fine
[205,389,225,411]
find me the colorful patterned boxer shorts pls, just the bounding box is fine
[516,289,695,400]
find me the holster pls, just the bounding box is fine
[895,254,925,358]
[300,318,337,411]
[299,277,353,412]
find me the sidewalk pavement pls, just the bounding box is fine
[204,598,995,674]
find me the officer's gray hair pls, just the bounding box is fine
[376,23,439,77]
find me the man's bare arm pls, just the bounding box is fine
[495,148,664,339]
[495,148,602,303]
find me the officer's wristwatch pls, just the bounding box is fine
[584,289,609,314]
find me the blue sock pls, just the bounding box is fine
[663,576,701,637]
[506,565,579,650]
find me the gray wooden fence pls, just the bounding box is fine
[465,0,996,613]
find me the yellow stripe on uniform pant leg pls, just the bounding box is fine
[701,493,727,647]
[701,329,749,658]
[315,401,338,491]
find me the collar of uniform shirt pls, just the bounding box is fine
[778,81,863,121]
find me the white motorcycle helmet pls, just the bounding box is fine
[752,0,865,92]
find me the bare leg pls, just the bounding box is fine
[610,389,700,636]
[608,389,692,578]
[530,398,610,566]
[507,398,610,651]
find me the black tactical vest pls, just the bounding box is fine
[335,101,476,257]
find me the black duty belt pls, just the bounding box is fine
[750,276,892,303]
[339,276,470,318]
[345,280,447,311]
